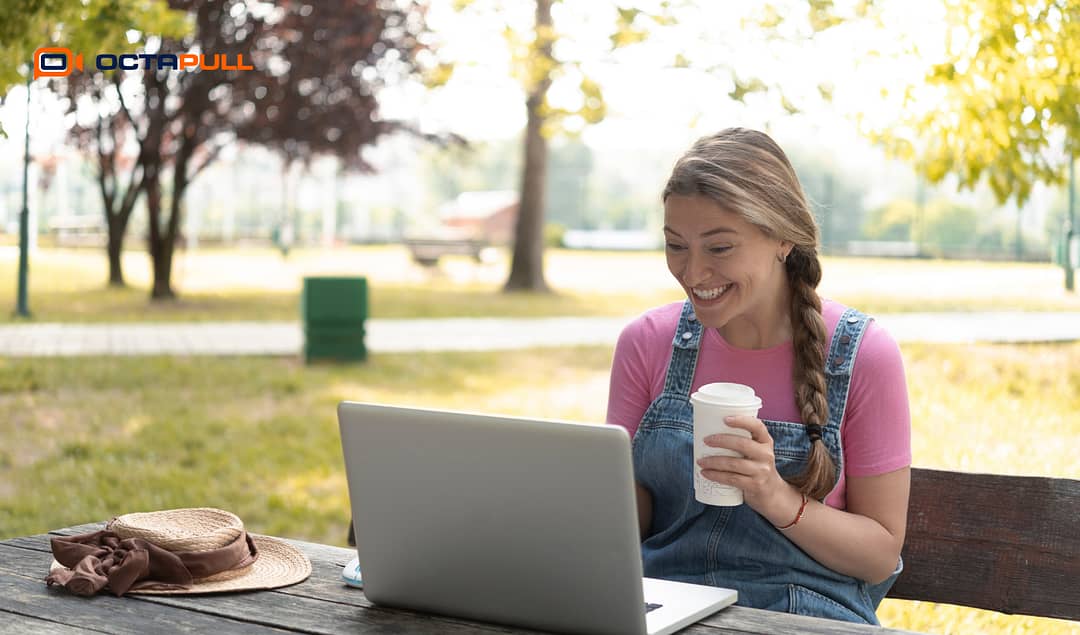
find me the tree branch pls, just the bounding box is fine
[187,139,227,183]
[95,115,115,213]
[113,72,147,152]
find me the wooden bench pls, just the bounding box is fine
[48,214,106,247]
[887,467,1080,621]
[403,237,487,267]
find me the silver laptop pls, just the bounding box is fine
[337,401,737,635]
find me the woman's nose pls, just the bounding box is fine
[685,249,712,285]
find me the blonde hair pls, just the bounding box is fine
[663,127,836,500]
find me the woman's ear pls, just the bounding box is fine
[778,240,793,262]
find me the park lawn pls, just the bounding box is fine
[2,245,1079,322]
[2,342,1079,634]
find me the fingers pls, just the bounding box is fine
[703,434,757,457]
[697,455,762,479]
[703,416,772,457]
[718,415,771,443]
[697,453,780,495]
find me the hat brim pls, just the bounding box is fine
[49,534,311,595]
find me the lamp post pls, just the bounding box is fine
[15,65,31,318]
[1067,153,1075,293]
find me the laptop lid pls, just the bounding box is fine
[338,401,650,635]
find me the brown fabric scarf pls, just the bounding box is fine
[45,529,258,597]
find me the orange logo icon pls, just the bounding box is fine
[34,47,84,79]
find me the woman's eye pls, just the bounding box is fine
[665,243,686,252]
[709,246,732,255]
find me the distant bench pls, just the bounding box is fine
[48,214,106,247]
[886,467,1079,621]
[404,237,488,267]
[846,240,919,257]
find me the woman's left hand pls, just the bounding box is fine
[697,415,797,519]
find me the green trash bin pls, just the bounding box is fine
[302,276,368,362]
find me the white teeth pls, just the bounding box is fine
[693,285,730,300]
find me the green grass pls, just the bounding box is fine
[0,347,615,543]
[2,246,1078,322]
[2,343,1079,633]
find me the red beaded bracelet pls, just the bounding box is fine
[776,493,809,531]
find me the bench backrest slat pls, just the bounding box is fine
[887,467,1080,621]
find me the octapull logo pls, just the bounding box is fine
[33,47,254,79]
[34,47,84,79]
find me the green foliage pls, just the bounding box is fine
[921,200,979,252]
[870,0,1080,206]
[0,0,188,96]
[863,199,916,242]
[863,198,986,255]
[543,222,566,248]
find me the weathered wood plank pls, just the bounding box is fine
[49,523,108,536]
[0,538,542,635]
[0,615,102,635]
[141,591,541,635]
[2,535,51,553]
[700,606,922,635]
[0,568,293,634]
[888,468,1080,620]
[0,542,55,576]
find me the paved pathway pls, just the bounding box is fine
[1,312,1079,357]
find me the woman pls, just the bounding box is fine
[606,128,910,624]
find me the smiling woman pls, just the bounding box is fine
[607,127,912,625]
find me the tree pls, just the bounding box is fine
[867,0,1080,207]
[447,1,672,291]
[65,0,437,300]
[504,0,555,292]
[64,71,160,287]
[0,0,186,310]
[442,1,877,292]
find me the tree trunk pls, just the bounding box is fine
[107,227,125,287]
[104,177,141,288]
[504,0,553,293]
[145,165,175,300]
[151,243,174,299]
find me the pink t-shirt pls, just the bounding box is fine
[606,299,911,509]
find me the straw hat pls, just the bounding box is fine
[48,508,311,595]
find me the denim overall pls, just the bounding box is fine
[632,301,901,624]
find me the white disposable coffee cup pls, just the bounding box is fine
[689,382,763,506]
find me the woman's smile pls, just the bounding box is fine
[691,283,733,305]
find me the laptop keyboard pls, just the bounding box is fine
[645,602,663,613]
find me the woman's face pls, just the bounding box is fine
[663,194,789,330]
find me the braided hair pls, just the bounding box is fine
[662,127,837,499]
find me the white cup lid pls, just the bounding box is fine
[691,382,762,408]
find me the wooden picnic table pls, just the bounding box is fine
[2,522,924,635]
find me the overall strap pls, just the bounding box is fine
[824,307,873,429]
[660,301,704,398]
[820,307,873,498]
